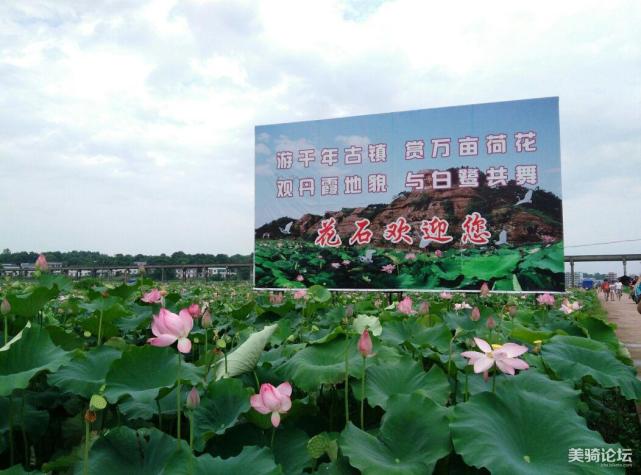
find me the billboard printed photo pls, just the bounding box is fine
[255,98,564,292]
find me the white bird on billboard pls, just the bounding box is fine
[279,221,293,235]
[359,250,376,263]
[515,190,533,206]
[494,229,508,246]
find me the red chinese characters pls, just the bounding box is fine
[420,217,453,244]
[383,217,413,245]
[315,218,342,247]
[349,219,373,245]
[461,212,491,245]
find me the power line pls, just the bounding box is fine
[565,238,641,248]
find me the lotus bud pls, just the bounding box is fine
[188,304,201,318]
[201,310,212,328]
[435,250,443,258]
[1,298,10,315]
[470,307,481,321]
[419,301,430,315]
[186,387,200,410]
[480,282,490,297]
[508,305,517,317]
[35,254,48,271]
[486,316,496,329]
[358,329,373,357]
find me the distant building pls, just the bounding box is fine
[607,272,618,282]
[565,272,583,288]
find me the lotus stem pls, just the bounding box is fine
[156,399,162,432]
[20,395,28,465]
[344,336,350,424]
[177,353,182,446]
[271,427,276,450]
[203,328,208,356]
[97,309,103,346]
[83,409,90,475]
[360,356,366,430]
[3,314,8,345]
[9,394,14,466]
[492,367,497,393]
[253,371,260,392]
[189,411,194,452]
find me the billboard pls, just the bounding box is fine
[255,98,564,292]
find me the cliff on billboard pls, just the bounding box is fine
[254,98,564,291]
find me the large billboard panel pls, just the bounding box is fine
[255,98,564,292]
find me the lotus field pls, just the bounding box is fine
[1,273,640,474]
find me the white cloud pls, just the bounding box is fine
[0,0,638,266]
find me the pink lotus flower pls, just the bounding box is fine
[434,250,443,258]
[470,307,481,321]
[480,282,490,297]
[454,302,472,311]
[186,387,200,409]
[147,308,194,353]
[397,296,415,315]
[35,254,48,271]
[541,235,556,244]
[296,275,304,282]
[250,382,292,427]
[537,293,555,306]
[293,289,307,300]
[405,252,416,260]
[461,337,529,375]
[560,299,581,314]
[381,264,395,274]
[269,293,284,305]
[331,262,341,269]
[440,291,453,300]
[142,289,163,304]
[358,329,373,357]
[188,304,201,318]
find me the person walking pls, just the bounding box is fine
[614,280,623,301]
[601,280,610,302]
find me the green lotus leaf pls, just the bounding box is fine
[214,324,278,380]
[542,335,641,400]
[574,317,622,356]
[460,253,520,281]
[48,346,122,399]
[73,426,185,474]
[358,357,449,408]
[307,285,331,303]
[340,393,451,474]
[279,336,368,392]
[192,378,252,451]
[352,315,382,336]
[0,326,71,397]
[272,427,313,475]
[451,371,623,475]
[104,346,202,419]
[71,426,261,475]
[7,286,59,318]
[0,395,49,440]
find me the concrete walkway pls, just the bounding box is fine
[601,292,641,376]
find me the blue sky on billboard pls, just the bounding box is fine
[0,1,639,273]
[255,98,561,227]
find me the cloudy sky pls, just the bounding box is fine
[0,0,639,273]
